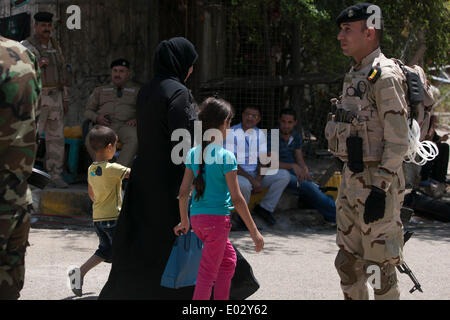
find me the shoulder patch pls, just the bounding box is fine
[367,66,381,83]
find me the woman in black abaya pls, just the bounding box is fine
[99,37,198,299]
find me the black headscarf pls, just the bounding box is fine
[154,37,198,82]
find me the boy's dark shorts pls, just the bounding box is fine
[93,219,117,263]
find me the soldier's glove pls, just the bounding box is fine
[364,186,386,224]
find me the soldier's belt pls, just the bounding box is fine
[333,109,357,123]
[344,160,380,167]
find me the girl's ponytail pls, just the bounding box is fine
[193,139,208,201]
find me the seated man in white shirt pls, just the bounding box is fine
[225,105,290,226]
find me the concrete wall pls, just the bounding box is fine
[0,0,226,127]
[1,0,160,127]
[56,0,159,126]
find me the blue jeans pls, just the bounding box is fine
[287,173,336,222]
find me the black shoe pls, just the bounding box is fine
[254,205,276,226]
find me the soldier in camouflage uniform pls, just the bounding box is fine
[325,3,409,300]
[21,12,71,188]
[0,36,41,299]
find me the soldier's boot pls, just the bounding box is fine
[335,249,369,300]
[48,175,69,189]
[45,152,67,188]
[373,264,400,300]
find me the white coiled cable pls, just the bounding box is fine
[404,119,439,166]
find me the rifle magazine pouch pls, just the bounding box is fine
[346,136,364,173]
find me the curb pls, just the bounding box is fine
[36,187,92,218]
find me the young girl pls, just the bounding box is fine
[174,97,264,300]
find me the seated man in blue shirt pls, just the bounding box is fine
[275,108,336,223]
[225,105,291,226]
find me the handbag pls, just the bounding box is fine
[160,229,203,289]
[229,244,260,300]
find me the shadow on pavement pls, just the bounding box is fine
[62,293,97,300]
[403,222,450,243]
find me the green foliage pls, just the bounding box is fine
[375,0,449,69]
[227,0,449,74]
[435,85,450,113]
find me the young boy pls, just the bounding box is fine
[68,125,130,297]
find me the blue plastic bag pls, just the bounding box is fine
[160,229,203,289]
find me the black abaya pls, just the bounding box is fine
[99,37,198,299]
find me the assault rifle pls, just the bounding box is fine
[398,228,423,294]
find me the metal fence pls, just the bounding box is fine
[194,0,343,155]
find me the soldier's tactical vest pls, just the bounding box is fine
[325,56,400,162]
[325,56,435,163]
[25,36,70,88]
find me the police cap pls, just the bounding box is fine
[34,12,53,23]
[110,58,130,69]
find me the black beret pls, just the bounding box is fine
[110,58,130,69]
[34,12,53,22]
[336,2,382,27]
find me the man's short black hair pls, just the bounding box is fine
[87,125,118,152]
[242,105,262,115]
[279,108,297,121]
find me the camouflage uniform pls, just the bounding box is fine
[84,81,139,167]
[0,36,41,299]
[21,34,71,187]
[325,48,409,300]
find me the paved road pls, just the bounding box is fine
[19,220,450,300]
